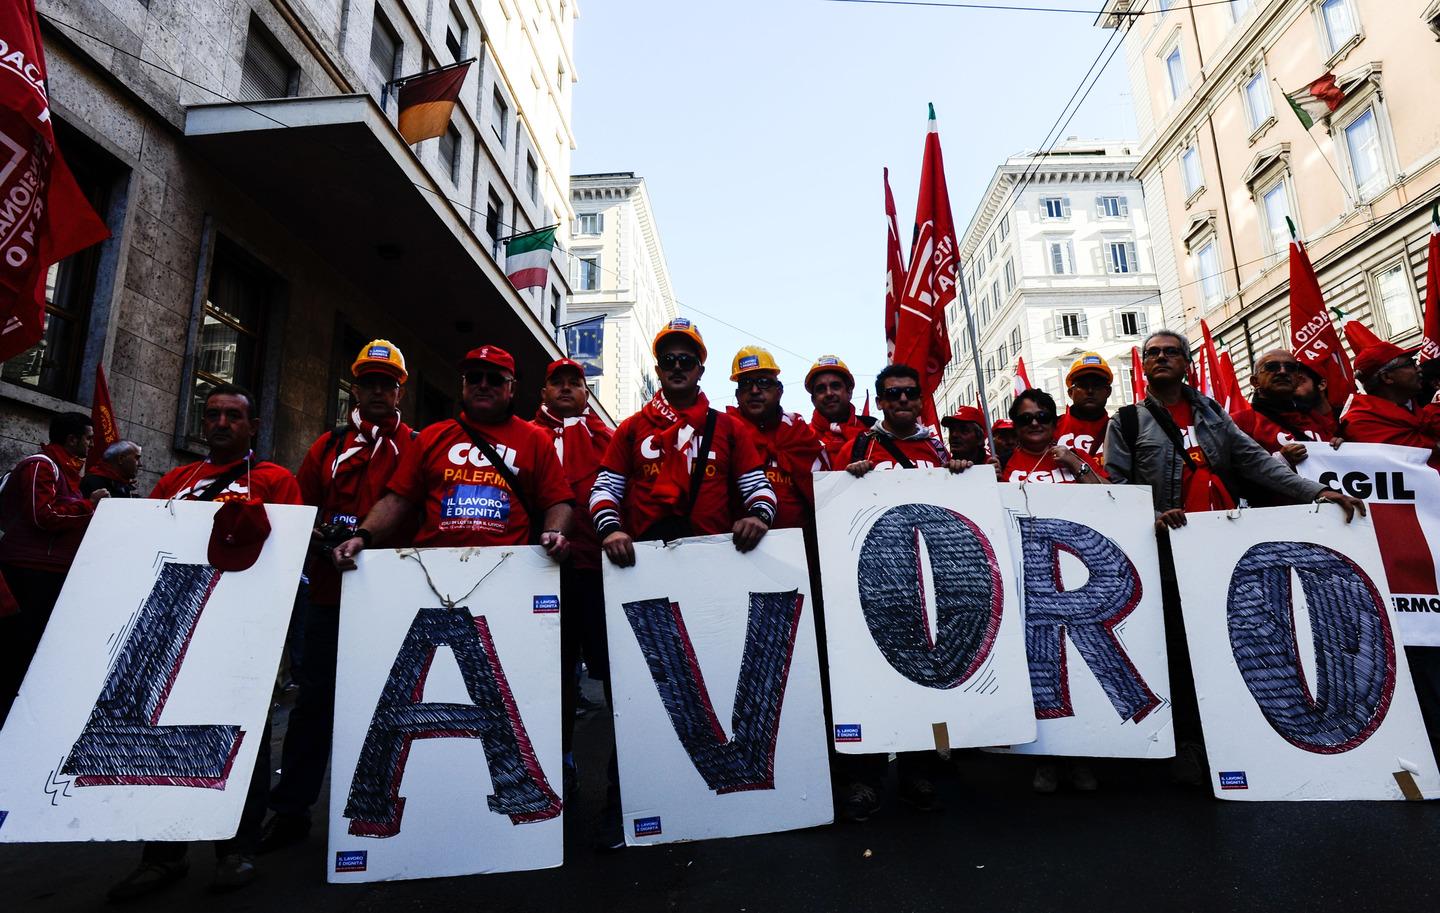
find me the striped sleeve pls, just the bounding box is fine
[589,468,628,537]
[736,467,777,525]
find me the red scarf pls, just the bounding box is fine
[642,390,713,508]
[728,407,824,501]
[41,443,83,489]
[326,408,405,513]
[533,404,611,486]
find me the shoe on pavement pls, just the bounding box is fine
[1032,764,1059,794]
[840,781,881,822]
[257,812,311,854]
[106,860,190,903]
[1070,764,1099,792]
[210,854,257,893]
[898,774,941,812]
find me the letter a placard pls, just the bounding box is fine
[0,498,314,842]
[814,469,1035,754]
[602,529,831,846]
[329,546,563,881]
[1171,507,1440,800]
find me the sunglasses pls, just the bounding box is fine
[659,353,700,371]
[879,386,922,401]
[1143,346,1185,360]
[1014,411,1055,428]
[737,376,781,391]
[464,370,513,388]
[1259,361,1303,375]
[355,375,400,391]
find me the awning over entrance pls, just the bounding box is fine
[183,94,608,423]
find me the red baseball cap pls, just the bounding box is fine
[459,345,516,376]
[1353,341,1418,381]
[207,500,272,573]
[941,406,985,430]
[992,418,1015,431]
[546,358,586,379]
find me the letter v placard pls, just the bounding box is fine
[603,530,832,845]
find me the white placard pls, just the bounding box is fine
[1297,442,1440,646]
[602,530,832,846]
[328,546,563,882]
[1171,506,1440,800]
[995,484,1174,759]
[814,468,1036,753]
[0,498,313,842]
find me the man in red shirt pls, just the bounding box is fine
[806,355,874,466]
[991,417,1018,466]
[0,412,103,726]
[940,405,988,464]
[727,346,826,531]
[1341,340,1440,457]
[333,345,574,564]
[258,340,415,854]
[589,319,775,568]
[1232,349,1329,462]
[110,383,303,901]
[1055,352,1112,459]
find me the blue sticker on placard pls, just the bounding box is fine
[533,595,560,613]
[1218,771,1248,790]
[633,816,662,837]
[834,724,862,742]
[335,850,368,872]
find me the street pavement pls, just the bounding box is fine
[3,681,1438,913]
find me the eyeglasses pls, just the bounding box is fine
[658,353,700,371]
[737,376,781,391]
[879,386,922,401]
[1013,411,1055,428]
[1143,346,1185,360]
[1259,361,1303,375]
[464,370,512,388]
[355,376,400,391]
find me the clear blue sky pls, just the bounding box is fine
[571,0,1136,411]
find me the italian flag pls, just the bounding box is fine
[504,226,557,291]
[1286,73,1347,130]
[1012,356,1032,398]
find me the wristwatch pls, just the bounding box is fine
[1073,461,1092,478]
[354,528,374,547]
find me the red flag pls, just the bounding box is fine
[0,1,109,363]
[861,389,871,418]
[397,61,472,144]
[1130,346,1147,403]
[1421,213,1440,362]
[86,362,119,472]
[893,104,957,432]
[1012,356,1032,397]
[1289,234,1355,410]
[883,168,906,364]
[1199,319,1231,407]
[1217,350,1246,416]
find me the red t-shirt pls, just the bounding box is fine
[845,429,949,470]
[1000,448,1106,483]
[149,456,303,505]
[1055,410,1109,458]
[811,409,873,468]
[1166,400,1235,512]
[731,411,826,531]
[387,416,573,548]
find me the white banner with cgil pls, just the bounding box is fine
[0,498,313,842]
[1297,442,1440,646]
[602,529,832,846]
[994,483,1174,759]
[328,546,563,882]
[814,468,1035,754]
[1171,506,1439,800]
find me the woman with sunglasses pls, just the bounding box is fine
[999,389,1105,485]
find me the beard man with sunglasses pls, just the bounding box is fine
[727,346,826,531]
[1232,350,1333,472]
[332,345,575,569]
[589,319,776,571]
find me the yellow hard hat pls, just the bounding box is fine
[652,317,707,363]
[351,339,408,383]
[1066,352,1113,386]
[804,355,854,392]
[730,345,781,381]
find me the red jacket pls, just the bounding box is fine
[532,406,613,571]
[810,407,875,467]
[0,444,95,573]
[1340,395,1440,450]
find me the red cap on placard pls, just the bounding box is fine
[207,500,272,573]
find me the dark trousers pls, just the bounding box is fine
[1407,646,1440,759]
[1156,532,1204,748]
[560,565,612,754]
[142,714,272,862]
[838,751,936,790]
[269,593,340,817]
[0,564,67,728]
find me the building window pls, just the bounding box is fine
[1118,310,1147,338]
[1259,179,1292,256]
[984,356,994,384]
[1372,260,1419,337]
[980,295,991,326]
[1004,259,1015,292]
[188,239,274,441]
[1048,239,1076,275]
[492,88,509,144]
[445,2,468,62]
[438,124,461,182]
[1010,326,1022,357]
[987,236,997,258]
[550,287,562,328]
[485,187,503,243]
[1166,46,1186,101]
[999,216,1010,240]
[1196,240,1224,306]
[557,62,566,92]
[995,343,1007,370]
[369,11,401,103]
[1319,0,1359,56]
[1097,195,1128,218]
[1108,240,1139,274]
[1243,70,1273,132]
[239,17,299,102]
[525,154,539,202]
[576,212,603,235]
[577,256,600,291]
[1057,312,1088,340]
[991,280,1001,309]
[1342,106,1389,200]
[1181,145,1204,197]
[1041,196,1070,220]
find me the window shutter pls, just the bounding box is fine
[1126,242,1139,273]
[1136,310,1150,336]
[240,28,295,102]
[1119,196,1130,216]
[1096,197,1106,218]
[370,20,398,82]
[1077,312,1090,337]
[1050,243,1064,275]
[1062,197,1072,218]
[1067,240,1076,274]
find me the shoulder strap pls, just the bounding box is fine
[849,430,871,464]
[684,409,719,515]
[322,426,348,466]
[1141,400,1198,470]
[872,432,917,470]
[1119,405,1139,458]
[195,461,252,502]
[457,420,542,544]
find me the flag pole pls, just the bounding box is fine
[955,260,994,456]
[497,222,562,244]
[1274,78,1354,209]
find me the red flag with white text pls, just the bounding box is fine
[0,0,110,363]
[893,104,957,431]
[86,362,119,472]
[1421,217,1440,362]
[1289,235,1354,410]
[884,168,905,363]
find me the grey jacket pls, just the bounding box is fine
[1104,386,1325,514]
